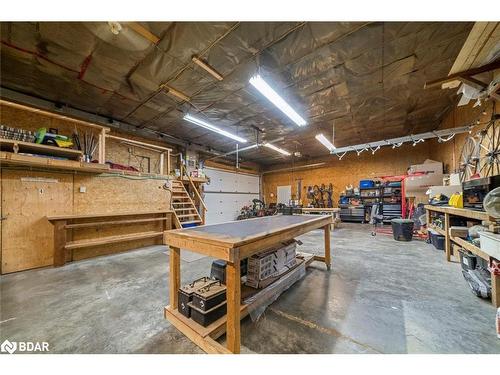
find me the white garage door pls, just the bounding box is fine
[204,167,260,224]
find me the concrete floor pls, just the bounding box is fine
[1,223,499,354]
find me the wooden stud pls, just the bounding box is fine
[492,273,500,308]
[53,220,67,267]
[226,252,241,353]
[444,213,451,262]
[126,22,160,44]
[159,152,165,175]
[169,246,181,310]
[324,224,331,270]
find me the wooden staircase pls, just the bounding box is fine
[171,179,203,228]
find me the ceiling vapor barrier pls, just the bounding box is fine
[0,22,474,166]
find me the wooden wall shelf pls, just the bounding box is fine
[0,151,109,174]
[0,138,83,160]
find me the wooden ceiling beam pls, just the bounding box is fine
[424,59,500,89]
[126,22,160,45]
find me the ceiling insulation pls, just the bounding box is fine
[0,21,473,165]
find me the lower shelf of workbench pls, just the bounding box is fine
[164,252,317,353]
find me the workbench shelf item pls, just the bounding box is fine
[0,151,110,173]
[47,210,175,267]
[0,138,84,160]
[163,214,333,354]
[164,252,315,354]
[424,204,499,307]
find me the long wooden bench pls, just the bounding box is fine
[46,210,175,267]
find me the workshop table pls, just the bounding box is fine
[300,207,341,229]
[163,214,332,354]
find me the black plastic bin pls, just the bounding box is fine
[391,219,414,241]
[429,230,445,250]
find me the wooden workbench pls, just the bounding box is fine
[47,210,174,267]
[163,214,333,354]
[300,207,341,229]
[424,205,499,307]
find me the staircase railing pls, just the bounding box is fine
[179,156,207,225]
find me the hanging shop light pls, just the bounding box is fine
[315,133,336,152]
[263,142,291,156]
[183,114,247,143]
[249,74,307,127]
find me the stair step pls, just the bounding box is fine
[174,208,197,212]
[172,202,194,206]
[177,213,200,218]
[181,220,201,225]
[172,196,190,199]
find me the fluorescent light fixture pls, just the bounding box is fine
[263,142,291,156]
[183,114,247,143]
[315,133,336,152]
[192,56,224,81]
[249,74,307,127]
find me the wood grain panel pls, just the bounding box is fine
[1,170,73,273]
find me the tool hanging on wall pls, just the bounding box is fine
[73,129,97,162]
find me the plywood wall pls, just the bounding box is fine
[0,103,176,174]
[1,170,74,273]
[428,101,494,174]
[0,103,176,273]
[262,142,431,206]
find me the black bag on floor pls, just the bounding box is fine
[461,268,491,299]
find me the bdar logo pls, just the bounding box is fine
[1,340,17,354]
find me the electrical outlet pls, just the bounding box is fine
[79,186,87,193]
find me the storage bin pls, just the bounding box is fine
[391,219,414,241]
[429,230,445,250]
[459,250,477,271]
[360,180,375,188]
[210,259,247,283]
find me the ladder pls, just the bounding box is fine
[170,179,203,228]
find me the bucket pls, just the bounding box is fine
[391,219,414,241]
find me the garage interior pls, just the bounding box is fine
[0,21,499,355]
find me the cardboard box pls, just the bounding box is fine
[246,240,297,288]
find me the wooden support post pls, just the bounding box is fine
[426,209,431,229]
[324,224,331,270]
[159,152,165,175]
[53,220,67,267]
[169,246,181,310]
[167,150,171,175]
[98,128,106,164]
[492,273,500,308]
[444,213,451,262]
[226,253,241,353]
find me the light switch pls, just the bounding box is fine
[79,186,87,193]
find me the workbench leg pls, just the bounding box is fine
[169,246,181,310]
[444,213,451,262]
[324,224,331,270]
[53,220,67,267]
[492,273,500,308]
[425,209,431,229]
[226,254,241,354]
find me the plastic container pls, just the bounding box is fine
[429,230,445,250]
[391,219,414,241]
[360,180,375,188]
[459,250,477,271]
